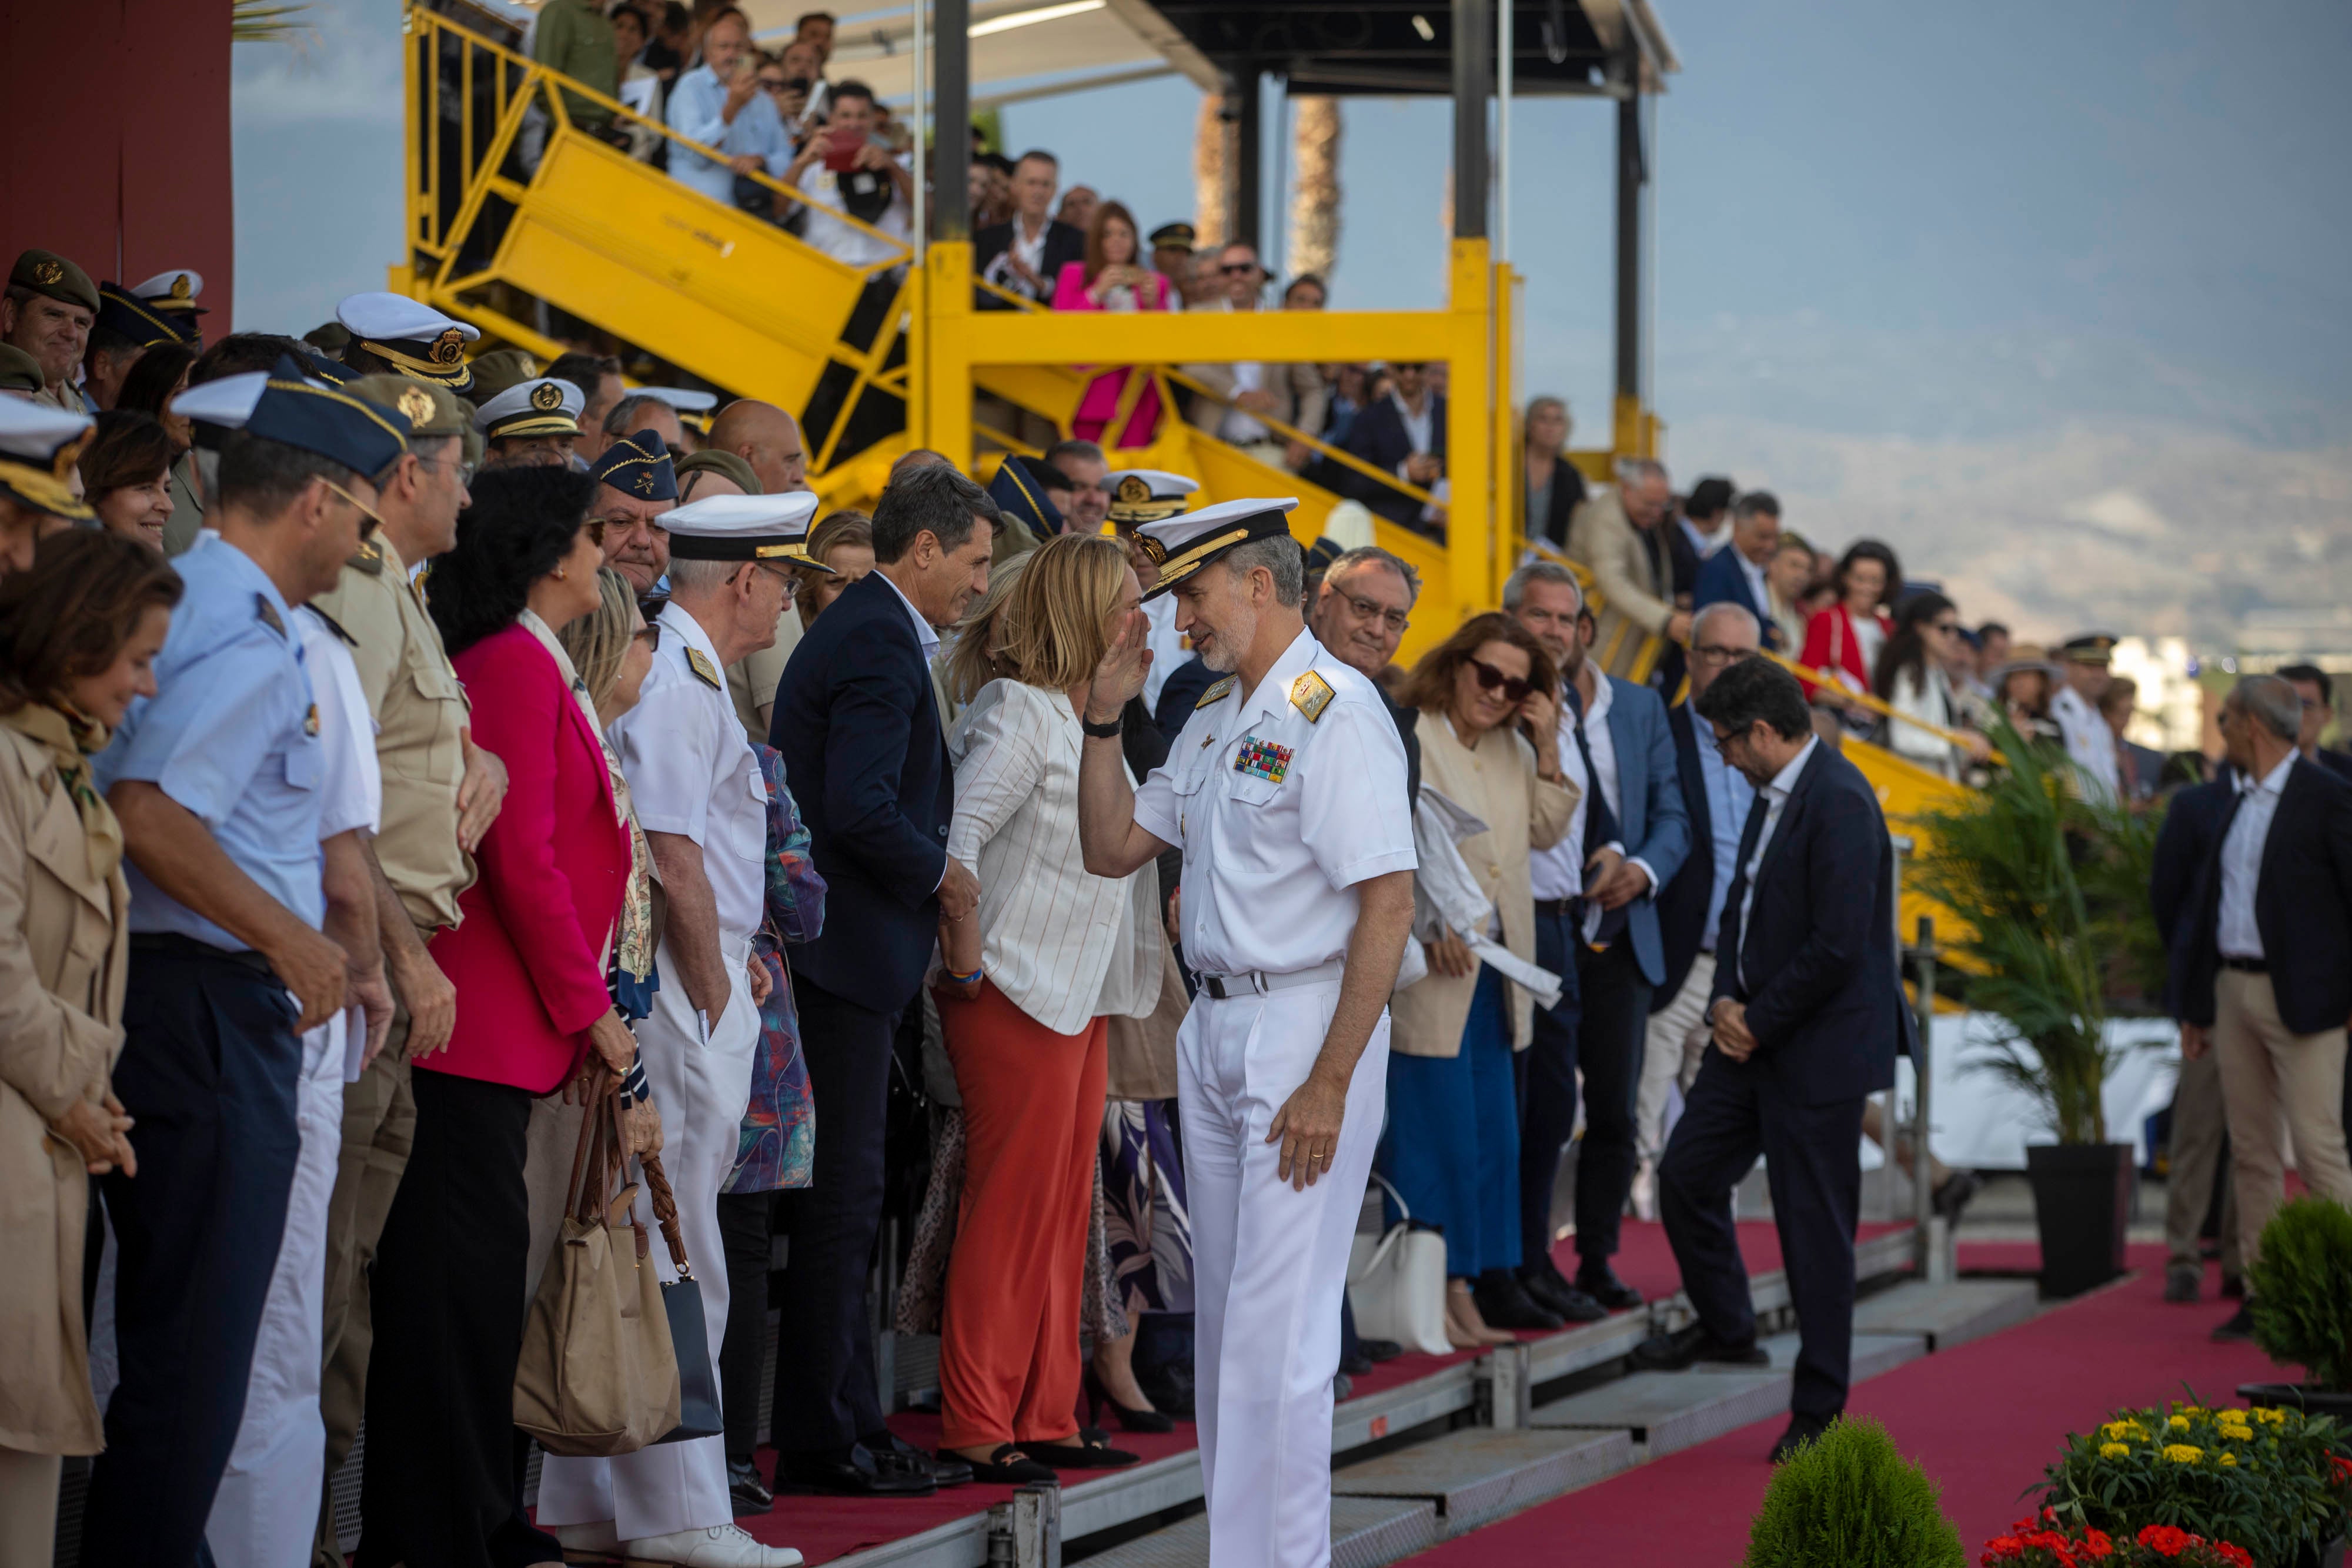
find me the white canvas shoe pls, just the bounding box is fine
[622,1523,804,1567]
[549,1517,625,1562]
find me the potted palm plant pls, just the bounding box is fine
[1910,717,2137,1297]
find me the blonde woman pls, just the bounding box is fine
[933,534,1158,1482]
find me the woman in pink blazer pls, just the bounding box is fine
[1053,200,1171,449]
[356,467,638,1568]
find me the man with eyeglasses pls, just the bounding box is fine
[1635,602,1760,1223]
[590,428,680,593]
[537,493,818,1568]
[1307,546,1424,805]
[1182,243,1328,476]
[304,376,512,1564]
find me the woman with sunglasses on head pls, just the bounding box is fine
[355,467,643,1568]
[1382,612,1580,1348]
[1872,590,1991,780]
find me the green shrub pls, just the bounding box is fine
[2249,1198,2352,1393]
[1743,1416,1965,1568]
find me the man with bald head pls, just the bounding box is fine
[708,399,810,496]
[590,430,679,593]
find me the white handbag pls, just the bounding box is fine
[1345,1174,1452,1357]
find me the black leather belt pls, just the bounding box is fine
[2220,955,2269,974]
[1533,897,1583,920]
[131,931,276,977]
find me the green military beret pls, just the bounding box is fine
[467,348,542,406]
[674,448,762,497]
[345,373,470,441]
[10,249,99,314]
[0,343,42,395]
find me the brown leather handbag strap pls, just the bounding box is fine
[639,1151,693,1279]
[564,1067,621,1225]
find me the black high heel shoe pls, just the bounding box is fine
[1085,1366,1175,1434]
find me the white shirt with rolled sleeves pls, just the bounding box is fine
[1129,624,1414,1568]
[612,601,768,942]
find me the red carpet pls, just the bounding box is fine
[1395,1250,2278,1568]
[737,1219,1904,1562]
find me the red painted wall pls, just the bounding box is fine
[0,0,235,330]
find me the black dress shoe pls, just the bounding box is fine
[1629,1322,1769,1372]
[1519,1262,1608,1323]
[1359,1338,1404,1363]
[1027,1427,1141,1469]
[1474,1271,1565,1332]
[772,1443,937,1497]
[1338,1350,1374,1375]
[1770,1412,1835,1463]
[1084,1368,1175,1434]
[960,1444,1058,1485]
[727,1457,773,1513]
[2211,1303,2256,1342]
[864,1429,973,1487]
[1576,1265,1645,1312]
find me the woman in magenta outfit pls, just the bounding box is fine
[355,467,639,1568]
[1053,199,1171,449]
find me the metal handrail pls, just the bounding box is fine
[1756,647,2005,763]
[1159,366,1444,513]
[407,5,914,270]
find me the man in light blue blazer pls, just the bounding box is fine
[1507,563,1692,1319]
[1692,493,1787,653]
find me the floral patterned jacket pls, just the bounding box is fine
[723,744,824,1193]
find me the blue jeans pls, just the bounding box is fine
[1379,965,1522,1278]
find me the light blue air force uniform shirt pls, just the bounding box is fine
[94,537,325,948]
[666,63,793,206]
[1695,724,1755,955]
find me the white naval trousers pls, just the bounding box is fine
[1178,977,1389,1568]
[1635,952,1716,1165]
[206,1012,346,1568]
[538,931,759,1543]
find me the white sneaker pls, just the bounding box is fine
[549,1518,625,1560]
[622,1523,804,1568]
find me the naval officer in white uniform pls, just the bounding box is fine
[537,492,817,1568]
[1104,469,1200,711]
[1076,498,1417,1568]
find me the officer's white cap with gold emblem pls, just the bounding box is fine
[1135,497,1299,600]
[129,270,205,312]
[336,291,480,388]
[1104,469,1200,526]
[170,371,270,429]
[663,490,834,569]
[474,376,584,441]
[0,399,97,521]
[639,387,719,413]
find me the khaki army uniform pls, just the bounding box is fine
[304,530,474,1565]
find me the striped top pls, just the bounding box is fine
[947,678,1157,1035]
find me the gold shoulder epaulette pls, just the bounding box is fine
[686,647,723,691]
[1197,675,1235,708]
[1289,670,1335,723]
[345,538,385,576]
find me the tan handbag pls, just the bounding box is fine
[514,1078,682,1456]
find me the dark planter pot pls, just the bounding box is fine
[2024,1142,2132,1298]
[2238,1382,2352,1421]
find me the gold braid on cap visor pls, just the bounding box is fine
[0,432,96,520]
[359,336,475,387]
[1148,526,1255,593]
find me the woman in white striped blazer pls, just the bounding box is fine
[932,534,1161,1484]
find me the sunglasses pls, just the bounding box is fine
[633,621,662,653]
[1466,657,1536,704]
[1220,263,1260,276]
[318,477,383,541]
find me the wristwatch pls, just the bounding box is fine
[1081,714,1124,739]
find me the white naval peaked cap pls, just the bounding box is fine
[473,377,586,440]
[0,396,93,457]
[1135,497,1300,600]
[335,291,480,345]
[0,398,96,520]
[636,386,719,412]
[1104,468,1201,524]
[129,269,205,306]
[662,490,832,567]
[171,371,271,429]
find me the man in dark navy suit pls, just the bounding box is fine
[1632,658,1907,1463]
[1339,360,1446,531]
[767,462,997,1496]
[1691,493,1788,652]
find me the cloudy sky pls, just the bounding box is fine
[234,0,2351,637]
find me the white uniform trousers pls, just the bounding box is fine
[1178,978,1389,1568]
[206,1012,346,1568]
[539,931,759,1543]
[1635,952,1716,1165]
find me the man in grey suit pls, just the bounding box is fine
[1508,562,1690,1318]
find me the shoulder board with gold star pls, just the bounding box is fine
[255,594,285,637]
[303,604,359,647]
[345,537,385,576]
[1289,670,1335,723]
[1195,676,1235,708]
[686,647,723,690]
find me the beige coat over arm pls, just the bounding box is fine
[1388,711,1576,1059]
[0,720,130,1456]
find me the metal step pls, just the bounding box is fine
[1531,1366,1793,1456]
[1077,1496,1438,1568]
[1333,1427,1635,1536]
[1755,1330,1927,1383]
[1853,1279,2039,1350]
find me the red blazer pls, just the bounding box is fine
[426,623,630,1095]
[1798,603,1893,701]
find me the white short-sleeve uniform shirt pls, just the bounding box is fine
[1133,626,1416,977]
[612,601,768,942]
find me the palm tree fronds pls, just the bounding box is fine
[233,0,313,45]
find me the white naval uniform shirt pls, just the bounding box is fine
[1132,627,1416,977]
[611,601,769,941]
[2050,684,2120,801]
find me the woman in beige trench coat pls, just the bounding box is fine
[0,531,179,1564]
